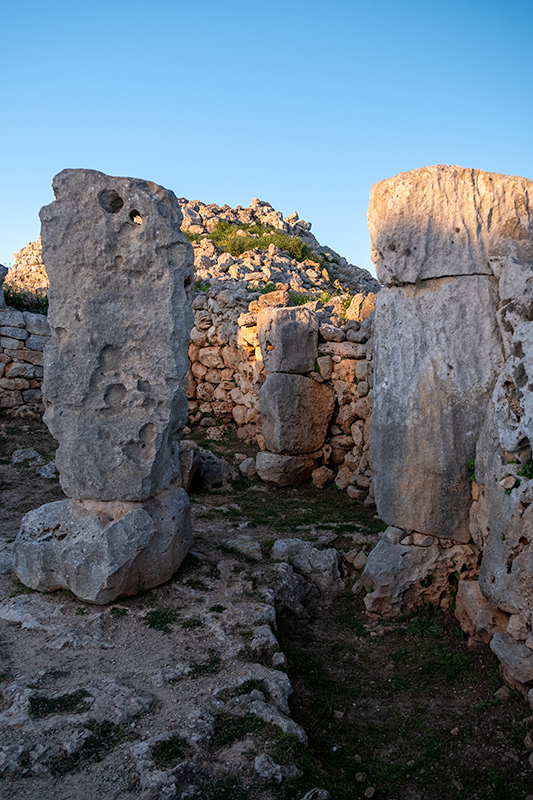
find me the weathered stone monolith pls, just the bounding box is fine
[368,165,521,541]
[14,169,194,603]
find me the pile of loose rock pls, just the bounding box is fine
[3,237,47,297]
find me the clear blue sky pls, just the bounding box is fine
[2,0,532,276]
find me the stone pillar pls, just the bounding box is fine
[364,166,533,629]
[255,306,335,485]
[14,169,194,603]
[367,165,529,541]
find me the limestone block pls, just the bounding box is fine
[260,373,334,454]
[271,538,344,596]
[362,538,478,617]
[479,497,533,616]
[14,488,192,604]
[256,307,318,373]
[312,466,334,489]
[25,334,48,352]
[454,580,508,643]
[0,308,25,327]
[372,277,503,541]
[490,632,533,685]
[345,292,377,321]
[318,341,366,359]
[368,165,533,285]
[22,312,50,337]
[39,169,194,501]
[8,348,43,365]
[0,326,28,340]
[255,452,316,486]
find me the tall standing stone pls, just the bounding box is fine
[368,165,533,541]
[14,169,195,603]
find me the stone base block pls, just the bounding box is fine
[13,485,191,604]
[255,452,316,487]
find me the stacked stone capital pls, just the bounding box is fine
[14,169,195,603]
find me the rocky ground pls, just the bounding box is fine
[1,417,533,800]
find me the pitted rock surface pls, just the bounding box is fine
[40,169,194,501]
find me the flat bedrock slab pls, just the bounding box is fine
[260,373,334,454]
[13,486,191,604]
[40,169,194,501]
[372,276,503,541]
[255,452,316,487]
[368,165,533,285]
[257,306,318,374]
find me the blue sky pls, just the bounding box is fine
[2,0,532,276]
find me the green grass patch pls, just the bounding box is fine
[181,618,204,630]
[214,712,265,747]
[109,607,128,618]
[518,459,533,480]
[29,689,91,719]
[195,775,248,800]
[4,286,48,315]
[150,735,191,768]
[189,650,221,677]
[143,608,178,634]
[185,219,321,264]
[49,720,134,775]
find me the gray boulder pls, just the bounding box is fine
[255,452,316,486]
[362,534,479,617]
[191,448,236,490]
[490,632,533,685]
[271,538,344,596]
[14,487,191,604]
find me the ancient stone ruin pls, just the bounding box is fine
[5,163,533,696]
[13,169,194,603]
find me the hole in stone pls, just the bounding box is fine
[104,383,127,407]
[129,210,143,225]
[98,190,124,214]
[184,275,192,288]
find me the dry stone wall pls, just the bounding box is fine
[0,305,48,416]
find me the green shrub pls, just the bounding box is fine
[4,286,48,315]
[518,459,533,480]
[150,735,190,768]
[186,220,320,264]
